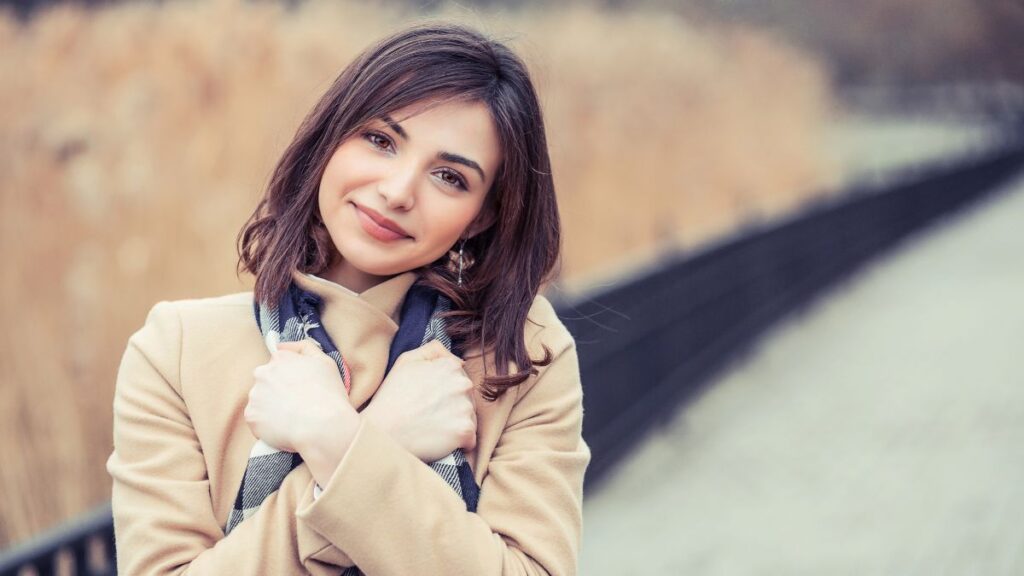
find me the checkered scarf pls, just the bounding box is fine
[225,276,480,575]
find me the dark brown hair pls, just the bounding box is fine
[236,21,560,401]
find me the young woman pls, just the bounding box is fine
[106,21,590,576]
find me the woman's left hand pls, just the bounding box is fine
[244,339,357,453]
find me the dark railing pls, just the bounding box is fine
[560,134,1024,491]
[3,133,1023,575]
[0,503,114,576]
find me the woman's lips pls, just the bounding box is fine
[353,204,412,242]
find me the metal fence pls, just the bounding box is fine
[559,135,1024,492]
[0,503,114,576]
[3,135,1023,576]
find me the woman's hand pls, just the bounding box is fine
[244,339,358,454]
[362,339,478,463]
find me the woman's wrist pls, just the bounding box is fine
[297,403,362,489]
[359,401,392,438]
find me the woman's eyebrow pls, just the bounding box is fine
[381,115,409,140]
[381,114,487,183]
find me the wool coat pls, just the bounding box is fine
[106,269,591,576]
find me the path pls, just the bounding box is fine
[580,167,1024,575]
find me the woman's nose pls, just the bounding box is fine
[378,166,416,210]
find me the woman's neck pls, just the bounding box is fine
[320,256,395,295]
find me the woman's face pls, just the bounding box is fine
[317,99,501,293]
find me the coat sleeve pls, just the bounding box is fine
[106,301,355,576]
[295,333,592,576]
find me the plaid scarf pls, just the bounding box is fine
[225,275,480,575]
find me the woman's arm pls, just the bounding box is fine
[107,301,354,575]
[295,331,591,576]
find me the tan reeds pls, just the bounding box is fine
[0,0,833,545]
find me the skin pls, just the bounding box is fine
[318,98,500,293]
[245,98,502,489]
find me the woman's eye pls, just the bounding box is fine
[364,131,393,152]
[437,169,468,190]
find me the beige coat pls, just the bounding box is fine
[106,269,590,575]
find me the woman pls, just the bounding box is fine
[106,20,590,576]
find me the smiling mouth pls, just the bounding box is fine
[352,203,413,242]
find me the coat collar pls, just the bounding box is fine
[292,269,420,326]
[289,268,420,409]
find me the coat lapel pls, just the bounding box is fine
[291,270,419,410]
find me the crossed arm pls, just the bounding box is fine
[107,301,591,575]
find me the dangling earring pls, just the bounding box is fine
[457,238,466,286]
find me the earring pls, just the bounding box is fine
[457,237,466,286]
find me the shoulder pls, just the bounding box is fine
[171,291,254,315]
[135,292,254,339]
[128,291,258,364]
[173,292,255,333]
[524,292,575,360]
[512,293,580,400]
[496,293,585,449]
[120,291,261,395]
[140,291,254,328]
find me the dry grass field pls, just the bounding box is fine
[0,0,835,546]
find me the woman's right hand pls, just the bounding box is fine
[361,339,478,463]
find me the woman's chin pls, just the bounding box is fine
[342,253,415,278]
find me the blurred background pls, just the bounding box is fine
[1,0,1022,573]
